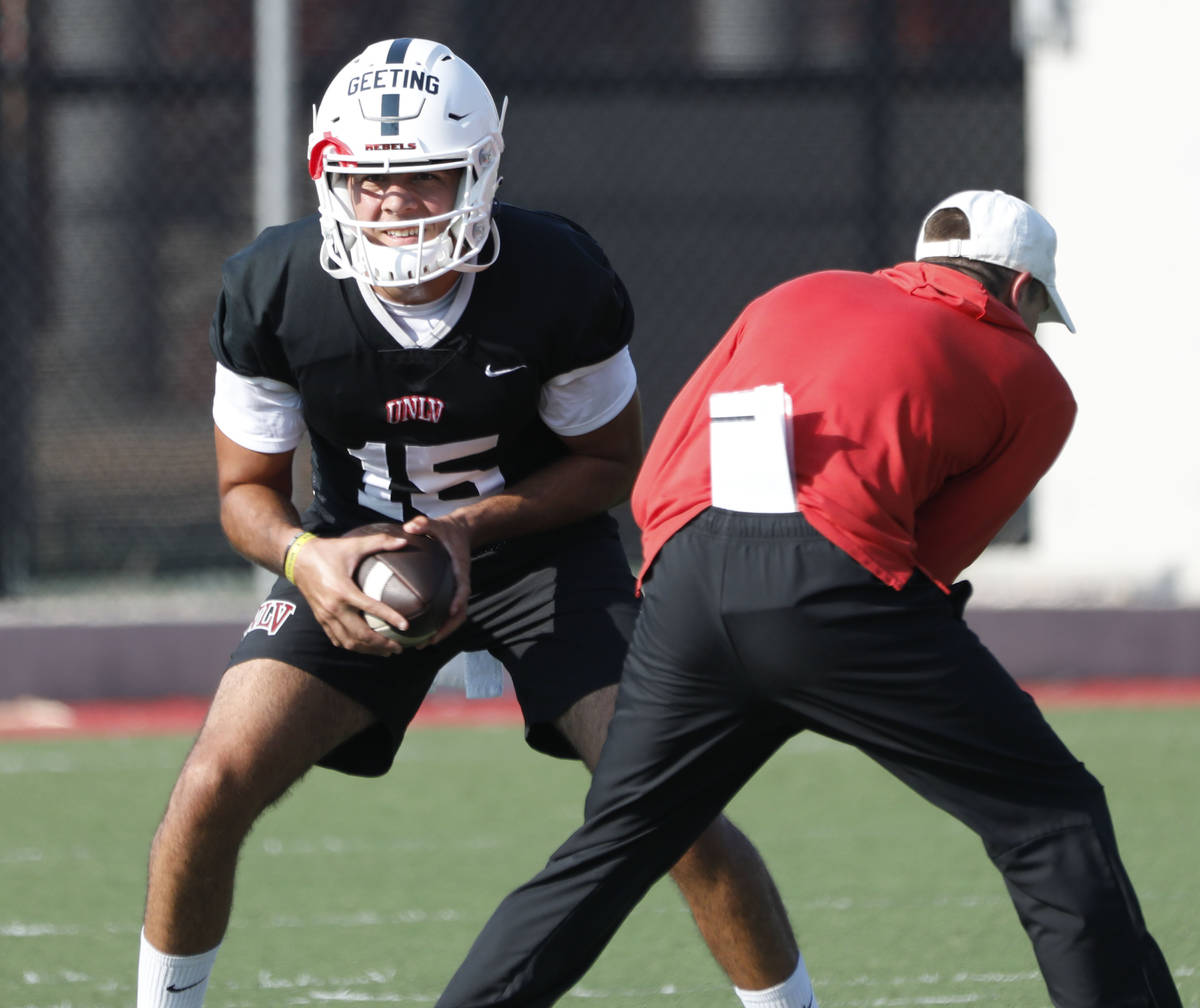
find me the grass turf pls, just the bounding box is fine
[2,706,1196,1007]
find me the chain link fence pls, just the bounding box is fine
[0,0,1023,595]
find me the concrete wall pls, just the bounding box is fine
[2,607,1197,704]
[966,0,1200,616]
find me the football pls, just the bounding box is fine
[344,523,456,645]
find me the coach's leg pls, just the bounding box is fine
[436,693,776,1008]
[939,665,1181,1007]
[983,783,1180,1008]
[557,685,802,992]
[142,658,375,953]
[824,600,1182,1008]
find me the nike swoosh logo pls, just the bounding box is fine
[166,978,207,993]
[484,363,527,377]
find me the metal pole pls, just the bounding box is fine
[254,0,296,234]
[252,0,297,595]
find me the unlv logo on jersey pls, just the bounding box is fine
[245,600,297,636]
[386,396,445,423]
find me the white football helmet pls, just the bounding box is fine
[306,38,506,288]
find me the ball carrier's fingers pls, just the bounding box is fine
[289,531,411,654]
[402,513,472,644]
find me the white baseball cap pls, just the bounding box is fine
[915,189,1075,332]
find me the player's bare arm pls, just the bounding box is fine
[407,388,642,548]
[403,390,644,643]
[215,426,409,654]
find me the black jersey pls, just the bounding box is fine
[210,203,634,533]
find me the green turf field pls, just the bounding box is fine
[3,706,1196,1007]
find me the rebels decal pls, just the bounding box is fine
[245,600,297,636]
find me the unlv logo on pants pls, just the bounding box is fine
[245,600,297,636]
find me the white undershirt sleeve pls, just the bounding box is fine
[539,347,637,437]
[211,363,305,453]
[213,347,633,453]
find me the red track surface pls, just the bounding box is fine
[1,679,1199,740]
[0,693,523,739]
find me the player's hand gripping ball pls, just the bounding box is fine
[344,523,456,645]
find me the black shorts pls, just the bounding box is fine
[227,515,638,776]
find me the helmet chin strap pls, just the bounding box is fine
[350,229,455,285]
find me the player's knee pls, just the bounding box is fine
[166,749,274,836]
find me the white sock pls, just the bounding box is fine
[137,928,220,1008]
[735,953,818,1008]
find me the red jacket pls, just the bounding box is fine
[633,263,1076,592]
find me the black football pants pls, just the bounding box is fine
[436,508,1180,1008]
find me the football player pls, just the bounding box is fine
[136,38,812,1008]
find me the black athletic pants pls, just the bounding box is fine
[436,508,1180,1008]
